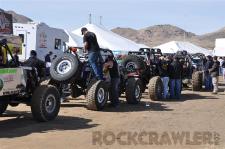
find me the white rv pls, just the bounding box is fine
[13,22,69,61]
[214,38,225,56]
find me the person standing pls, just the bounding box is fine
[209,56,220,94]
[81,27,103,80]
[219,57,224,76]
[158,57,170,99]
[169,56,183,99]
[222,57,225,80]
[12,47,20,66]
[104,55,120,107]
[45,51,53,76]
[23,50,45,78]
[204,56,213,90]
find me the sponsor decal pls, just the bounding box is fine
[0,69,17,74]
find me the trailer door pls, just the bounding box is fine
[14,30,27,61]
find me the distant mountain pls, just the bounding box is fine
[3,9,33,23]
[2,9,225,49]
[112,24,225,50]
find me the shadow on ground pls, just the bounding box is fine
[167,93,219,102]
[103,101,173,112]
[61,101,86,108]
[0,111,97,138]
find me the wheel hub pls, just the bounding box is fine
[56,60,72,75]
[97,88,105,103]
[45,94,56,113]
[126,62,136,72]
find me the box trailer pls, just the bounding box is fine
[13,22,69,61]
[213,38,225,56]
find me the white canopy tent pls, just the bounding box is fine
[65,30,83,47]
[138,43,150,48]
[155,41,212,55]
[213,38,225,56]
[72,23,143,53]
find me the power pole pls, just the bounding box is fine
[100,16,102,25]
[89,13,92,24]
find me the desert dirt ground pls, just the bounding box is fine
[0,78,225,149]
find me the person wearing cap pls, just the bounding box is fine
[81,27,103,80]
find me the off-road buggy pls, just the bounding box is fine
[173,50,193,87]
[190,53,205,91]
[174,51,206,91]
[191,53,205,72]
[48,48,143,110]
[120,48,164,101]
[0,38,60,122]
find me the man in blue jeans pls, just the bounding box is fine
[204,56,213,90]
[158,57,170,99]
[82,27,103,80]
[169,56,183,99]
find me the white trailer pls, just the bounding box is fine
[213,38,225,56]
[13,22,69,61]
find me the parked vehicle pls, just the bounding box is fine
[121,48,164,101]
[13,22,69,61]
[0,38,60,122]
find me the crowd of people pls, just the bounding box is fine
[158,54,221,100]
[158,56,183,99]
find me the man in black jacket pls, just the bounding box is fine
[209,56,220,94]
[204,56,213,90]
[23,50,45,78]
[169,56,183,99]
[158,57,170,99]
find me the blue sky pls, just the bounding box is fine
[1,0,225,35]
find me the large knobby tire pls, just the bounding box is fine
[50,53,79,82]
[122,55,146,73]
[192,71,203,91]
[148,76,163,101]
[86,81,108,111]
[125,78,142,104]
[0,100,8,115]
[31,85,60,122]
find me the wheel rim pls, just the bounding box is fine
[45,94,56,113]
[97,88,105,104]
[126,62,136,72]
[56,60,72,75]
[135,84,141,100]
